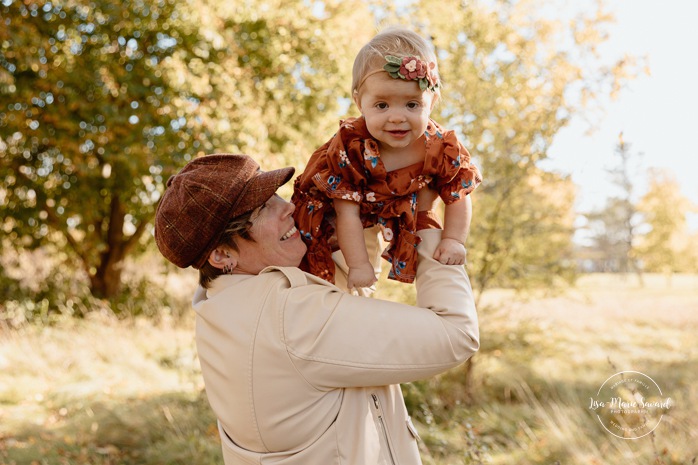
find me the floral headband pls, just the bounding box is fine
[383,55,440,92]
[356,55,440,94]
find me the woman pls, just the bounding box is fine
[154,153,479,464]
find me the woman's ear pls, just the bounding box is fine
[208,246,238,272]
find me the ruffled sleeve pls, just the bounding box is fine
[426,124,483,204]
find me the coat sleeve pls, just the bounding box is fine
[282,229,479,390]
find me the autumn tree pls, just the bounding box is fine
[636,169,697,273]
[0,0,209,298]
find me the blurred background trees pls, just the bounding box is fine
[636,169,698,274]
[580,134,698,276]
[583,134,644,279]
[1,0,205,299]
[1,0,693,319]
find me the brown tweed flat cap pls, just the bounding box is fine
[154,154,295,269]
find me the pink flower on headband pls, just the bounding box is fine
[400,57,427,80]
[384,55,439,92]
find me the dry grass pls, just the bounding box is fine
[466,273,698,465]
[483,273,698,328]
[0,313,219,465]
[1,272,696,464]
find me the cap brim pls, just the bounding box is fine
[233,166,296,217]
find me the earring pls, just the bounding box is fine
[223,264,234,275]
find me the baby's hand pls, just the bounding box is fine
[433,238,466,265]
[347,262,378,290]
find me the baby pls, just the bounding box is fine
[292,26,482,289]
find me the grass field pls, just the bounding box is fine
[1,273,696,464]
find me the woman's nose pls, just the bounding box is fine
[284,198,296,215]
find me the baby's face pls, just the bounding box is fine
[354,72,434,154]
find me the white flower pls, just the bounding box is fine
[366,192,376,202]
[382,227,394,241]
[405,59,417,72]
[341,192,361,202]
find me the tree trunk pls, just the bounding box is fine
[89,259,124,299]
[87,195,128,299]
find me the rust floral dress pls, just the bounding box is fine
[291,116,482,284]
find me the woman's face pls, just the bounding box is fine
[233,194,306,274]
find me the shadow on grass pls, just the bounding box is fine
[0,390,222,465]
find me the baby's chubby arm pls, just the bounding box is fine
[334,199,378,289]
[433,196,471,265]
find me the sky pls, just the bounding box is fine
[541,0,698,232]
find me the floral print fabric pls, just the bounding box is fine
[291,116,482,284]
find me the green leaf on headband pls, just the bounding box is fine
[384,63,401,73]
[385,55,402,65]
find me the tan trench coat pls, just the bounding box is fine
[192,229,480,464]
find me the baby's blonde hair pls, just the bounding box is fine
[352,26,441,98]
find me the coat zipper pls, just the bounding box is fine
[372,393,396,465]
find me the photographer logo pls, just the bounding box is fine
[588,371,672,439]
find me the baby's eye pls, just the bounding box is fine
[407,101,421,109]
[375,102,388,109]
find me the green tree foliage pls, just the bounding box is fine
[636,169,698,273]
[0,0,207,298]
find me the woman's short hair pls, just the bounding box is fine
[198,210,256,288]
